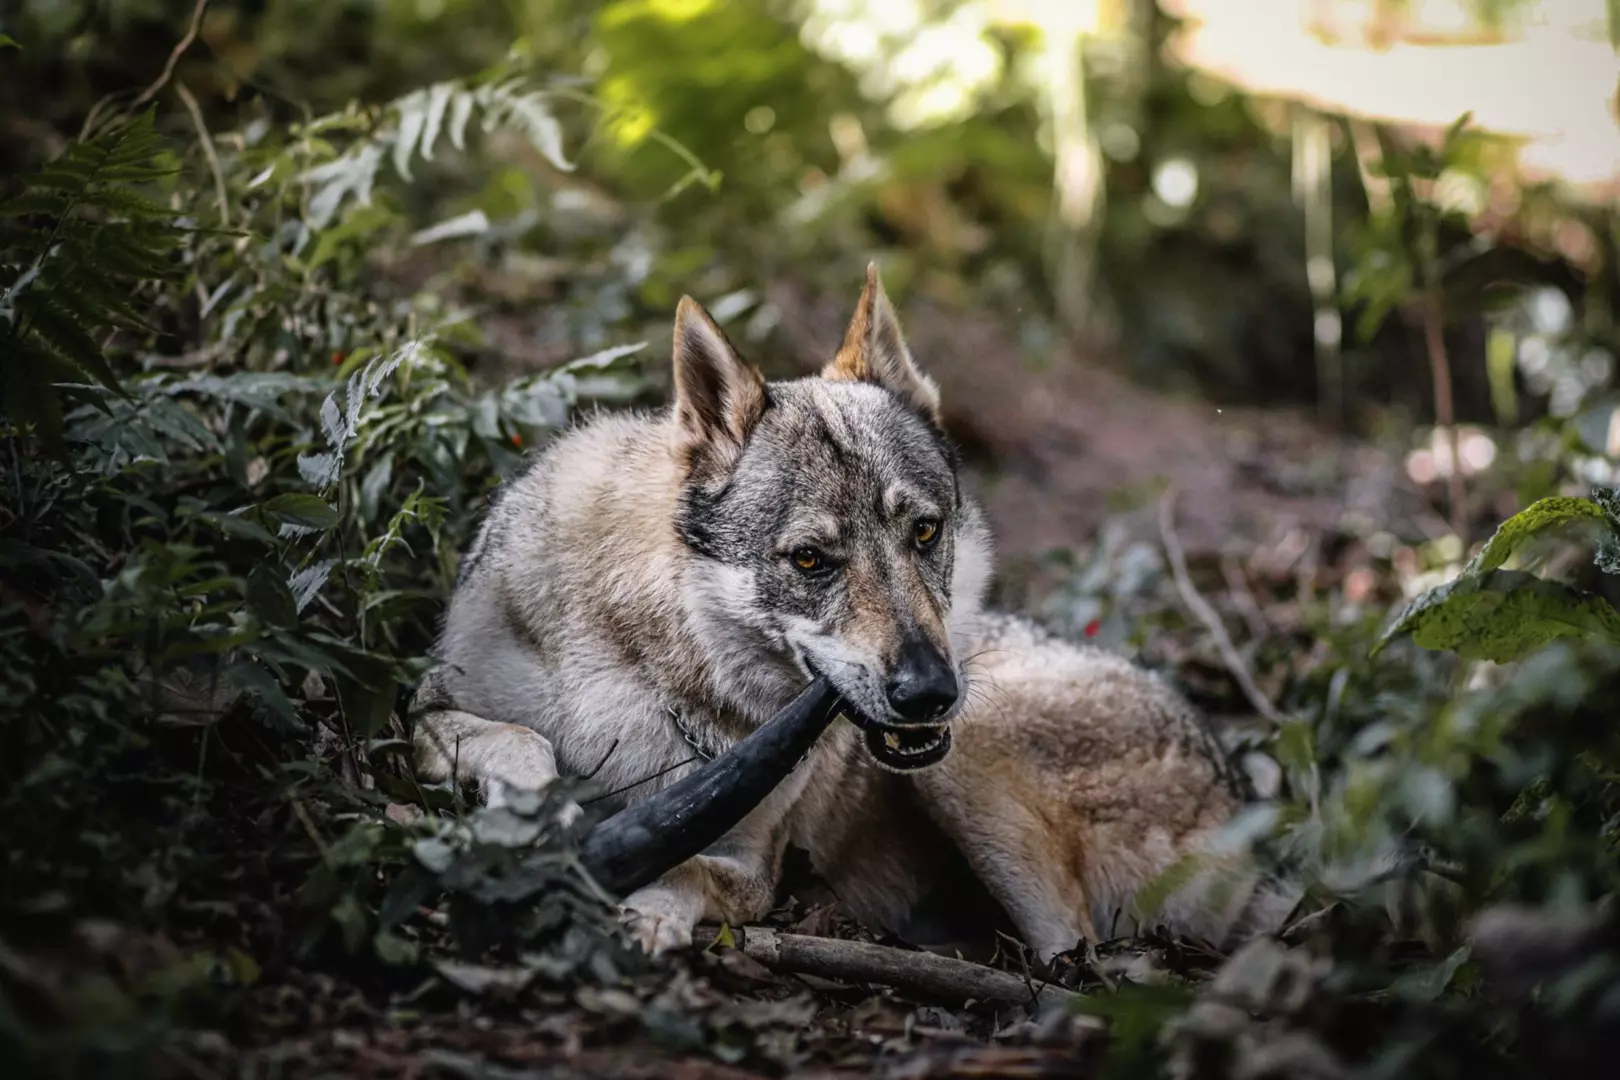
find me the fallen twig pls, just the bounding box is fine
[1158,491,1289,728]
[1220,555,1271,641]
[704,925,1079,1010]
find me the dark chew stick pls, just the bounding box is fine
[578,676,845,897]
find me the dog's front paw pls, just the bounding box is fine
[482,777,585,830]
[475,724,583,825]
[620,906,693,956]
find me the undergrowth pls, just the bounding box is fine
[1,72,667,1076]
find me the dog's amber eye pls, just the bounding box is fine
[914,519,940,547]
[791,548,823,572]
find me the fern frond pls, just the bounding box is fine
[70,185,179,222]
[26,299,123,388]
[60,227,182,285]
[1,108,187,453]
[1,340,78,445]
[2,111,173,230]
[46,275,158,337]
[298,73,577,231]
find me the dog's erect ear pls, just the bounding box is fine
[823,263,940,422]
[672,296,766,475]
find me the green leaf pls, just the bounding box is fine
[372,930,421,966]
[0,34,20,50]
[222,661,299,725]
[1376,569,1620,663]
[330,893,370,954]
[222,947,261,987]
[1273,718,1316,775]
[247,564,298,628]
[1071,981,1193,1077]
[1438,112,1476,164]
[1392,945,1472,1003]
[186,510,278,545]
[379,867,438,931]
[337,675,398,740]
[261,493,339,530]
[1130,849,1212,924]
[1,341,76,454]
[1466,496,1612,574]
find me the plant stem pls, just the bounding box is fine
[1421,284,1466,545]
[132,0,211,109]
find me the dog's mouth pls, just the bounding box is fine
[800,658,954,771]
[858,720,952,771]
[839,700,954,772]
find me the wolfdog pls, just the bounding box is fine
[413,267,1292,959]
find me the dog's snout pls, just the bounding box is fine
[885,637,959,722]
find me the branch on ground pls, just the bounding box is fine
[701,925,1081,1011]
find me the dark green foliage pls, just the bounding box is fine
[0,63,662,1076]
[0,110,186,451]
[1343,114,1491,345]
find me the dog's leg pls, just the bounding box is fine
[618,855,773,954]
[915,777,1099,964]
[413,707,574,817]
[619,820,788,955]
[959,817,1098,963]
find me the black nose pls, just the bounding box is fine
[885,637,959,722]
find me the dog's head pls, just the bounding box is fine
[669,265,990,771]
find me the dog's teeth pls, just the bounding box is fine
[884,732,901,750]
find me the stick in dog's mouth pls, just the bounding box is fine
[576,674,948,899]
[579,676,846,896]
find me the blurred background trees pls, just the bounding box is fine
[7,0,1614,437]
